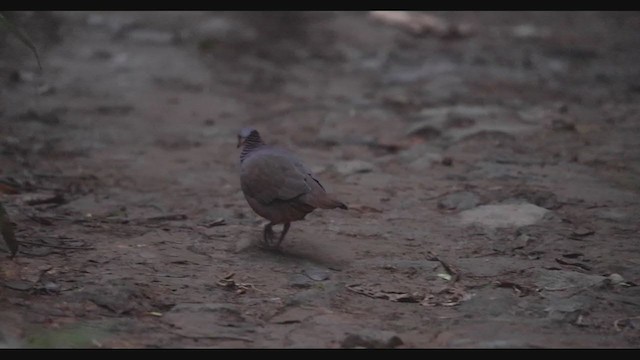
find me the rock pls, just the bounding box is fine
[533,269,606,291]
[438,191,481,211]
[269,307,318,324]
[608,273,625,285]
[162,303,254,340]
[543,295,593,323]
[571,227,595,237]
[234,235,253,253]
[513,233,531,249]
[457,287,517,318]
[397,143,443,170]
[405,121,442,140]
[408,152,443,170]
[459,203,549,228]
[333,160,375,176]
[289,274,313,289]
[77,284,148,315]
[467,162,525,181]
[593,208,629,222]
[409,105,535,143]
[285,282,343,307]
[194,17,256,42]
[341,330,403,348]
[511,24,549,39]
[303,266,331,281]
[510,189,561,210]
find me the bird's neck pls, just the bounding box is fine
[240,134,265,163]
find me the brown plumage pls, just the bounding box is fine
[237,127,347,248]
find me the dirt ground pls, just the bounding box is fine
[1,11,639,348]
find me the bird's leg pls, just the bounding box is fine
[275,222,291,248]
[262,223,275,246]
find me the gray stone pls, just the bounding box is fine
[405,121,442,140]
[533,269,606,291]
[303,266,331,281]
[459,203,549,228]
[162,303,254,340]
[543,295,593,323]
[289,274,313,289]
[333,160,375,176]
[408,152,444,170]
[593,208,630,222]
[409,105,535,143]
[78,284,147,315]
[457,287,518,318]
[438,191,481,211]
[511,24,550,39]
[608,273,625,285]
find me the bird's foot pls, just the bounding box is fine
[261,223,276,248]
[275,222,291,249]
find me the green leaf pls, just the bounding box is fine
[0,12,42,70]
[0,203,18,257]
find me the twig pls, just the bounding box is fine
[203,218,226,227]
[18,240,95,250]
[143,214,188,222]
[613,316,640,332]
[425,252,460,282]
[216,272,265,293]
[555,258,592,271]
[169,331,254,342]
[26,194,66,206]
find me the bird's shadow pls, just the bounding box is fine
[246,239,345,270]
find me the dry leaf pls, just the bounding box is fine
[369,11,473,38]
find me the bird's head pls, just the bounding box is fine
[237,127,260,148]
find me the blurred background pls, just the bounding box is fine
[1,11,639,348]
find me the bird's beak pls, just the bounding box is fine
[237,136,243,148]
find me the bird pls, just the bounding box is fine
[237,127,347,248]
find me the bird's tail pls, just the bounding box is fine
[314,194,348,210]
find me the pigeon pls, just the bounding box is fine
[237,127,347,248]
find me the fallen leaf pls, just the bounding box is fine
[555,258,592,271]
[346,284,422,303]
[204,218,226,227]
[369,11,473,38]
[421,286,473,307]
[571,227,595,237]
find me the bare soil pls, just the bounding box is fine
[1,11,639,348]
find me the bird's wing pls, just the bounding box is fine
[241,152,314,205]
